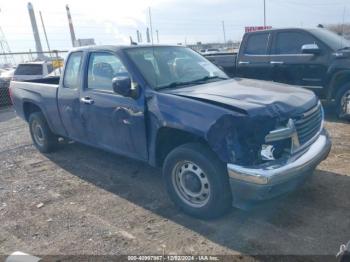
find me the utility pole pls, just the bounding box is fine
[27,2,44,58]
[156,30,159,43]
[66,5,77,47]
[342,6,346,36]
[341,6,346,47]
[146,28,151,43]
[39,11,52,56]
[136,30,140,43]
[222,21,226,44]
[263,0,266,27]
[148,7,154,44]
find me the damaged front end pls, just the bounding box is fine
[206,110,291,167]
[207,101,331,206]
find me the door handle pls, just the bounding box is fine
[238,61,250,65]
[81,97,94,105]
[270,61,284,65]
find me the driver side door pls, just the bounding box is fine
[80,51,148,161]
[270,30,328,92]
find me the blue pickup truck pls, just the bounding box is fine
[10,45,331,218]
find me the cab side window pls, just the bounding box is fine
[273,32,316,55]
[244,33,269,55]
[63,52,83,89]
[87,52,129,91]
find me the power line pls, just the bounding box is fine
[264,0,266,26]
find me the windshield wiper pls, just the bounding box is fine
[190,75,228,83]
[157,76,228,90]
[157,81,197,90]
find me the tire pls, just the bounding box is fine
[163,143,232,219]
[335,83,350,120]
[28,112,58,153]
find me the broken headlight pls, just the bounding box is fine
[261,119,299,161]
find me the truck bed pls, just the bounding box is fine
[24,76,60,85]
[10,79,65,136]
[204,53,237,77]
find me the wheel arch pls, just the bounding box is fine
[154,126,208,167]
[327,70,350,100]
[23,101,43,122]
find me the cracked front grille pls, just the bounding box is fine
[293,102,323,145]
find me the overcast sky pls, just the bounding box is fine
[1,0,350,52]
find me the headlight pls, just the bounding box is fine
[262,119,300,160]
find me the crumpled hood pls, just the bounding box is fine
[163,78,318,119]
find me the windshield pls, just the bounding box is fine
[14,64,43,75]
[309,28,350,50]
[125,46,228,90]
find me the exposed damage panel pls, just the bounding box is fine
[158,78,319,165]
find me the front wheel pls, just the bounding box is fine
[335,83,350,120]
[29,112,58,153]
[163,143,232,219]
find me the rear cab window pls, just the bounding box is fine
[244,33,270,55]
[63,52,83,89]
[14,64,43,75]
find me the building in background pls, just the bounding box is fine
[74,38,96,47]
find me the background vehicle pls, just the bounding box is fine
[0,69,15,106]
[0,68,15,81]
[205,27,350,119]
[45,67,63,77]
[13,61,54,81]
[10,45,331,218]
[200,48,220,55]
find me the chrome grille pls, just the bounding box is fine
[293,103,323,145]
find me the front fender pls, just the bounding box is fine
[146,91,272,166]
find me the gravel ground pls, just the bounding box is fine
[0,106,349,258]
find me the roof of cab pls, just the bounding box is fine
[244,27,320,35]
[17,61,48,65]
[70,44,184,53]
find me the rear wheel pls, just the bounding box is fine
[335,83,350,120]
[29,112,58,153]
[163,143,232,219]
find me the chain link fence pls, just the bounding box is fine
[0,78,11,107]
[0,50,68,107]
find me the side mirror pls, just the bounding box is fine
[301,44,321,55]
[112,76,132,97]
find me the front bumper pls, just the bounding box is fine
[227,129,331,206]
